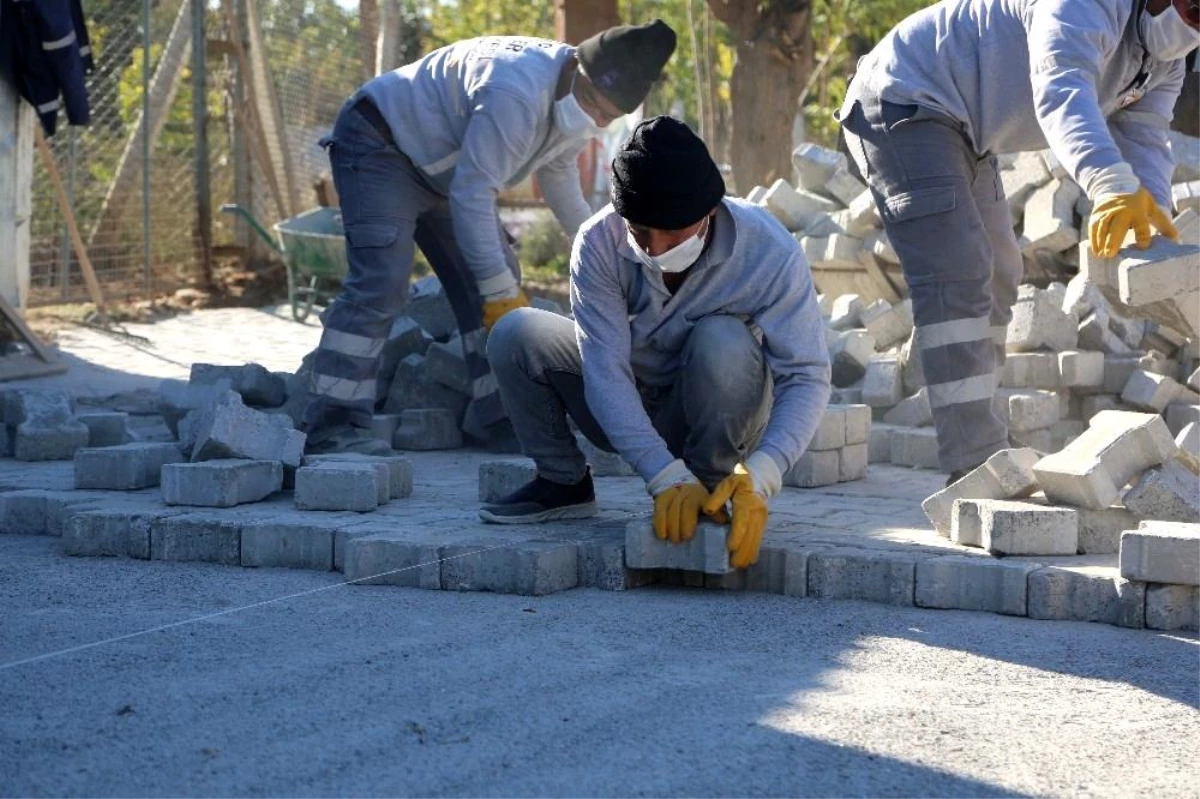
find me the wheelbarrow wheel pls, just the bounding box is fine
[292,274,319,323]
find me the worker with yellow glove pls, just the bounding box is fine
[481,117,831,570]
[840,0,1196,485]
[298,22,677,455]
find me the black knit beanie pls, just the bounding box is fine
[611,116,726,230]
[577,19,677,114]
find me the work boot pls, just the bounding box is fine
[304,424,395,457]
[479,470,598,524]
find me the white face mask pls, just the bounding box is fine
[554,73,606,140]
[1141,4,1200,61]
[627,217,710,274]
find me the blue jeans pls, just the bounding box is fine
[302,94,518,438]
[487,308,772,488]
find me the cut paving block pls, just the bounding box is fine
[1033,410,1177,509]
[899,332,925,394]
[440,537,580,595]
[823,166,867,207]
[923,448,1042,535]
[976,500,1079,556]
[191,401,305,467]
[63,508,181,559]
[157,377,234,436]
[843,404,871,445]
[915,555,1040,615]
[177,389,244,456]
[393,408,463,451]
[1121,370,1187,413]
[150,512,248,565]
[1006,285,1078,352]
[792,142,846,191]
[74,442,186,490]
[1001,352,1061,390]
[342,532,443,588]
[806,548,921,606]
[859,299,913,350]
[425,337,471,396]
[1145,583,1199,631]
[1119,521,1200,585]
[406,276,457,340]
[809,406,847,451]
[1021,179,1082,254]
[76,412,130,447]
[577,530,658,591]
[1001,151,1052,213]
[382,354,469,420]
[1008,391,1061,432]
[951,499,983,547]
[575,432,634,477]
[370,414,402,444]
[1027,558,1146,628]
[829,294,864,331]
[863,357,903,408]
[624,519,731,574]
[1123,458,1200,523]
[241,514,368,571]
[839,443,869,482]
[1058,350,1104,390]
[1078,505,1140,555]
[868,424,894,464]
[6,390,89,462]
[478,459,538,503]
[883,388,932,427]
[294,463,382,512]
[190,362,287,407]
[162,459,283,508]
[376,316,434,404]
[784,449,840,488]
[1117,239,1200,306]
[1079,313,1136,356]
[761,179,839,231]
[303,454,413,499]
[889,427,940,470]
[829,330,876,387]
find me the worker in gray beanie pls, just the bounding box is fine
[482,117,831,570]
[301,20,676,456]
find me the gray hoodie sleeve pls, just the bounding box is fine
[1108,58,1185,209]
[535,148,594,238]
[448,87,542,293]
[1027,0,1132,200]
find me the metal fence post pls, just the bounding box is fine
[143,0,153,297]
[192,0,214,290]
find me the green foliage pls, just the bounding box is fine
[516,212,572,276]
[419,0,556,46]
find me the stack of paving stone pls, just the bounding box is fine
[0,388,126,461]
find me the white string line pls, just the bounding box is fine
[0,535,590,672]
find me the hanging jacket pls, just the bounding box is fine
[0,0,93,136]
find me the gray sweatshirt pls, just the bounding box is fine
[570,198,832,483]
[845,0,1185,207]
[363,37,595,292]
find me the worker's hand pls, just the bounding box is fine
[482,288,530,332]
[702,453,781,569]
[1088,187,1178,258]
[647,459,710,544]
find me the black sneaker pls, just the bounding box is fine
[479,471,598,524]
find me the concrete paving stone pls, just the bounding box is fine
[1021,179,1081,254]
[12,422,91,463]
[575,432,634,477]
[950,499,983,547]
[406,276,458,339]
[1008,391,1061,432]
[342,532,443,588]
[371,414,402,444]
[863,357,903,408]
[810,406,847,450]
[240,514,377,570]
[1144,583,1199,631]
[889,427,940,470]
[792,142,845,192]
[74,442,186,490]
[177,390,243,456]
[915,554,1039,616]
[1001,353,1061,390]
[393,408,463,451]
[839,443,869,482]
[843,189,881,235]
[702,545,790,593]
[1006,285,1078,352]
[1121,370,1186,413]
[0,490,53,535]
[1033,410,1177,509]
[883,388,931,427]
[190,362,287,407]
[1079,394,1129,418]
[762,179,839,231]
[382,354,469,420]
[294,463,381,512]
[976,499,1079,556]
[162,459,284,508]
[1001,151,1052,212]
[191,401,305,467]
[1165,403,1200,436]
[782,549,809,596]
[1123,458,1200,524]
[830,386,864,405]
[1078,313,1135,356]
[157,377,234,435]
[439,538,580,595]
[829,294,864,332]
[843,404,871,445]
[624,520,730,574]
[807,548,923,606]
[4,388,74,427]
[76,411,131,447]
[478,459,538,503]
[829,330,876,387]
[303,453,413,500]
[1077,504,1139,555]
[1119,522,1200,585]
[425,337,471,396]
[1117,239,1200,306]
[149,513,246,565]
[1027,558,1146,628]
[1190,366,1200,393]
[1176,423,1200,471]
[868,423,895,464]
[376,316,433,403]
[63,508,182,559]
[783,449,840,488]
[576,529,657,591]
[1010,427,1054,453]
[823,166,868,208]
[1101,353,1172,394]
[860,299,913,350]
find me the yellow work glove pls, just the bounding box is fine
[1088,187,1178,258]
[647,459,711,544]
[702,453,781,569]
[482,288,530,332]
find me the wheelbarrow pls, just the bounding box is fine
[221,204,348,322]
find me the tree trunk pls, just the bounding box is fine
[707,0,812,194]
[360,0,379,81]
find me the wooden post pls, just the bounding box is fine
[191,0,215,290]
[0,78,33,310]
[554,0,619,45]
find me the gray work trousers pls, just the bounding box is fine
[840,94,1023,473]
[486,308,772,489]
[302,94,518,436]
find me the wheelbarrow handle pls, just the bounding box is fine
[220,203,284,254]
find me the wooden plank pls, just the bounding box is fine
[0,354,67,382]
[244,0,300,216]
[0,292,56,365]
[0,81,33,309]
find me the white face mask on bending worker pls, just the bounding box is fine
[554,73,607,140]
[1141,3,1200,61]
[627,216,710,274]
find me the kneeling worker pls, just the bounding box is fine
[481,117,831,568]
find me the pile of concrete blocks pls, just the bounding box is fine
[783,404,872,488]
